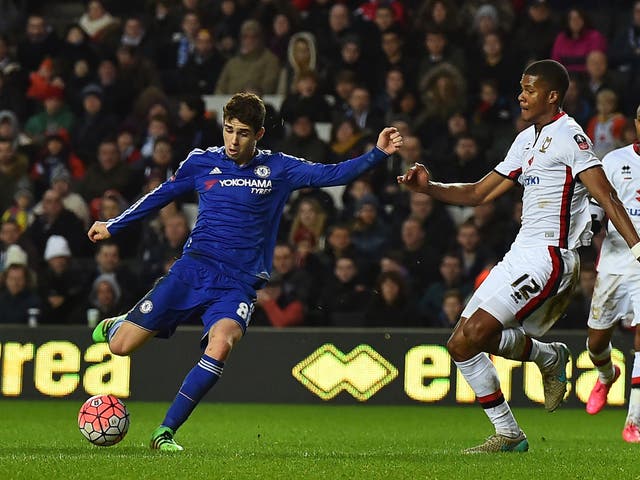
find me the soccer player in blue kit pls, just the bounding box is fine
[88,92,404,451]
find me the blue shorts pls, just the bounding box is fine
[126,254,256,345]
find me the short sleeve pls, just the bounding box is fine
[565,131,601,176]
[494,134,524,181]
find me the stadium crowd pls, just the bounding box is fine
[0,0,638,329]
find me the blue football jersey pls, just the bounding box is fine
[107,146,389,286]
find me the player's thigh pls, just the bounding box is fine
[110,321,156,354]
[588,273,633,330]
[464,246,578,336]
[204,318,244,359]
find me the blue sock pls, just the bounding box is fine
[162,354,224,431]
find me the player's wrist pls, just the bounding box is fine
[632,242,640,260]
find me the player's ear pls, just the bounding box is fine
[255,127,265,141]
[548,90,559,105]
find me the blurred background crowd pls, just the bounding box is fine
[0,0,637,330]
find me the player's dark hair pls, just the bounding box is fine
[523,59,570,106]
[223,92,266,134]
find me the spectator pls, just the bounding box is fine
[377,28,417,92]
[563,76,593,129]
[398,216,439,295]
[78,0,119,44]
[26,189,88,259]
[0,219,38,272]
[415,62,466,146]
[78,139,132,203]
[271,242,314,307]
[418,27,466,82]
[610,0,640,115]
[214,19,281,95]
[350,193,389,263]
[437,134,489,185]
[328,117,367,164]
[30,131,85,198]
[116,128,141,166]
[32,166,90,228]
[174,95,222,161]
[551,7,607,74]
[179,28,225,95]
[88,273,125,320]
[413,0,461,40]
[344,85,384,134]
[280,71,332,124]
[266,13,295,66]
[315,223,361,275]
[253,273,304,327]
[586,89,626,159]
[38,235,87,324]
[287,197,327,254]
[16,14,60,72]
[364,270,420,327]
[115,44,161,102]
[95,190,141,259]
[434,288,465,328]
[1,187,32,233]
[24,84,75,146]
[317,255,369,326]
[316,3,356,66]
[469,31,518,101]
[0,136,30,212]
[278,32,322,96]
[57,24,98,87]
[584,50,625,107]
[419,253,472,324]
[278,112,329,166]
[0,263,40,324]
[453,219,494,284]
[71,83,118,165]
[512,0,558,64]
[89,241,138,310]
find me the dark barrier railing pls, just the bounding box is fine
[0,326,633,407]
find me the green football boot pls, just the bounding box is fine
[150,426,184,452]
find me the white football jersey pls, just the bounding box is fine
[596,143,640,274]
[495,112,601,249]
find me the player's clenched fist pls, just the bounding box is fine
[397,162,430,193]
[87,221,112,242]
[376,127,403,155]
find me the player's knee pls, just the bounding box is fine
[446,329,465,359]
[462,319,491,350]
[108,337,132,356]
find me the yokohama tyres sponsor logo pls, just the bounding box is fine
[219,178,272,188]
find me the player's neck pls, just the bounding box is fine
[534,108,563,131]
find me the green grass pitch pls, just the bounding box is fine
[2,400,640,480]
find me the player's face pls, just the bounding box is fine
[518,74,553,124]
[223,118,264,165]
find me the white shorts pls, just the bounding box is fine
[461,244,579,337]
[587,272,640,329]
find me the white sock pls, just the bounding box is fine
[455,353,520,437]
[497,328,529,360]
[498,328,556,369]
[627,352,640,425]
[587,340,615,384]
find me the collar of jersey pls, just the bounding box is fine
[222,148,264,169]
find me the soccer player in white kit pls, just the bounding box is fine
[398,60,640,453]
[584,104,640,443]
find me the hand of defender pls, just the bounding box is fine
[87,221,112,243]
[376,127,403,155]
[397,163,430,192]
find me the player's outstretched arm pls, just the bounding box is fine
[397,166,514,206]
[396,162,429,193]
[87,221,112,243]
[376,127,403,155]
